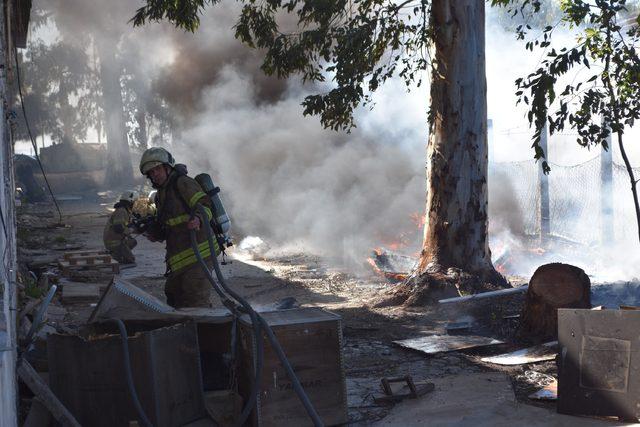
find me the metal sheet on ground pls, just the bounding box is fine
[480,341,558,366]
[393,335,504,355]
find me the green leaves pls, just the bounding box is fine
[132,0,217,32]
[512,0,640,168]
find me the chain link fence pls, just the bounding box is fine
[490,154,640,245]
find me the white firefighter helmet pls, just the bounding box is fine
[119,190,138,203]
[139,147,175,175]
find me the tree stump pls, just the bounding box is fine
[519,263,591,342]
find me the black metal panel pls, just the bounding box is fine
[558,309,640,419]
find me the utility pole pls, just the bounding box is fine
[600,120,614,245]
[538,122,550,244]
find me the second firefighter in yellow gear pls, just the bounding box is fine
[103,191,138,264]
[140,147,219,308]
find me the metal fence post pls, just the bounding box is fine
[539,122,550,244]
[600,120,614,245]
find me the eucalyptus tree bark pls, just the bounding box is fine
[417,0,504,287]
[96,39,133,186]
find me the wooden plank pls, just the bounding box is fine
[63,250,108,260]
[66,254,112,265]
[17,359,81,427]
[61,284,101,304]
[58,260,120,276]
[393,335,504,355]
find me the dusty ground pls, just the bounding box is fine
[15,196,628,425]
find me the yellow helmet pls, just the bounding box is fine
[139,147,175,175]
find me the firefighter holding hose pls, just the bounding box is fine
[139,147,219,308]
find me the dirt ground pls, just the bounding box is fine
[15,196,628,426]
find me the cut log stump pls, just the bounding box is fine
[519,263,590,342]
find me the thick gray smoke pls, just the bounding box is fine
[171,68,425,263]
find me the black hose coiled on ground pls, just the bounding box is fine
[190,204,324,427]
[109,318,153,427]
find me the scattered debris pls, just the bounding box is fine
[480,341,558,366]
[45,304,67,323]
[591,281,640,308]
[529,379,557,401]
[373,376,434,404]
[367,248,416,282]
[374,373,516,426]
[445,320,473,333]
[393,334,504,355]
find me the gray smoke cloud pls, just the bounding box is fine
[171,68,425,264]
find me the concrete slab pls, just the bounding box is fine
[374,373,626,427]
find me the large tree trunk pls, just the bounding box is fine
[420,0,501,281]
[373,0,506,308]
[96,39,133,187]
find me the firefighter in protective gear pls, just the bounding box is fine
[103,190,138,264]
[140,147,219,308]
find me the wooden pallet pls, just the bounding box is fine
[66,254,112,266]
[58,259,120,276]
[62,250,109,261]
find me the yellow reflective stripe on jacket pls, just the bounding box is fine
[171,241,210,263]
[168,241,216,272]
[166,214,190,227]
[188,191,206,208]
[203,206,213,221]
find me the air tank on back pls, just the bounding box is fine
[194,173,232,248]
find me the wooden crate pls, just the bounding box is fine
[47,322,206,427]
[238,308,347,426]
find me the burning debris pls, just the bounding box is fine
[367,248,417,282]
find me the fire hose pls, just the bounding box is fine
[189,203,324,427]
[109,318,153,427]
